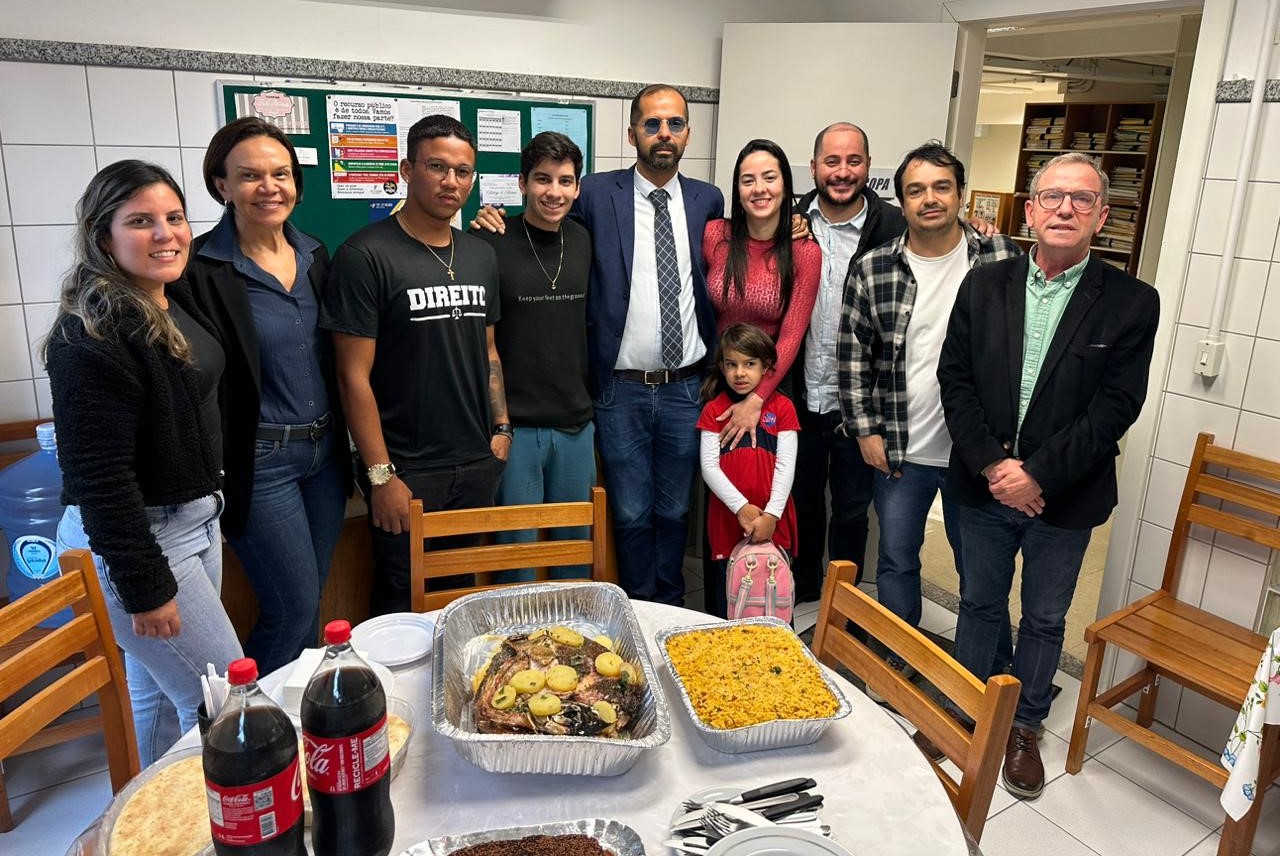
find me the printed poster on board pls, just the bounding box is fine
[328,94,402,199]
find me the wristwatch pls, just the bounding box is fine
[492,423,515,439]
[367,461,397,486]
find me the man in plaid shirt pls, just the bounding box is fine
[837,142,1021,656]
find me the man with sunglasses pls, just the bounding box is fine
[575,83,724,605]
[322,114,508,615]
[938,152,1159,800]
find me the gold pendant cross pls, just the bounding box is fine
[447,268,455,280]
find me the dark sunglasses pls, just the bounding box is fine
[637,117,688,136]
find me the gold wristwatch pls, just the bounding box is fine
[367,462,397,486]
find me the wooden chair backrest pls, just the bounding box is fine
[811,560,1020,843]
[1162,432,1280,595]
[409,486,613,612]
[0,549,139,793]
[0,419,43,470]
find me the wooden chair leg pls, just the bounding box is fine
[1220,722,1280,856]
[1136,665,1160,727]
[1066,638,1104,774]
[0,761,14,832]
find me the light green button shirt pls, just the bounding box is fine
[1016,249,1090,447]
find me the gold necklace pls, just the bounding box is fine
[398,213,456,280]
[524,219,564,290]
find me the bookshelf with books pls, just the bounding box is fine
[1010,101,1165,276]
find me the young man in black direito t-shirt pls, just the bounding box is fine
[322,114,510,615]
[475,132,594,581]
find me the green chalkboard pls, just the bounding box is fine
[218,83,594,254]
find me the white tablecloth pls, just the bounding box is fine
[172,600,968,855]
[1221,627,1280,820]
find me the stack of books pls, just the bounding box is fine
[1100,256,1130,272]
[1024,153,1055,192]
[1025,116,1066,149]
[1096,205,1139,252]
[1109,165,1144,203]
[1071,130,1107,151]
[1112,117,1153,152]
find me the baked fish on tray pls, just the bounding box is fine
[472,625,644,737]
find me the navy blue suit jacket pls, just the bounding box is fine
[570,167,725,396]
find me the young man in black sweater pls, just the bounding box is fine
[476,132,595,579]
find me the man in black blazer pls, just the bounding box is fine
[938,152,1159,800]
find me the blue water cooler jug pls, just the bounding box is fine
[0,422,72,627]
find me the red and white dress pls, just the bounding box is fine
[697,390,800,560]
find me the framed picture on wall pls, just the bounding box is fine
[967,190,1014,233]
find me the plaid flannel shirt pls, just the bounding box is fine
[837,223,1023,473]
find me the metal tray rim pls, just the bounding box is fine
[430,582,671,774]
[655,616,852,738]
[403,816,645,855]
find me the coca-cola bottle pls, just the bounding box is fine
[302,620,395,856]
[203,658,306,856]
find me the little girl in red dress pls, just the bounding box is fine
[697,323,800,617]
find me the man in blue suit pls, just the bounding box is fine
[576,84,724,604]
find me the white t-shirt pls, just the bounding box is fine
[902,235,969,467]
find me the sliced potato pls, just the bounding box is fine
[492,684,517,710]
[545,664,579,693]
[549,626,584,646]
[619,662,640,685]
[528,690,562,717]
[510,669,546,694]
[593,634,613,650]
[594,651,623,678]
[592,700,618,724]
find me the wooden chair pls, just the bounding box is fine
[0,418,43,469]
[812,560,1020,843]
[1066,432,1280,856]
[0,549,139,830]
[409,485,615,612]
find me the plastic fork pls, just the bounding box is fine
[679,777,815,812]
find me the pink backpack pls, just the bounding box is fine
[726,538,794,622]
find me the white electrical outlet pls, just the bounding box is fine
[1193,339,1225,377]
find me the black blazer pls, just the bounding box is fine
[187,230,352,537]
[937,254,1159,529]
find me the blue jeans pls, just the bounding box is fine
[873,462,963,627]
[593,374,701,604]
[227,429,347,675]
[951,501,1092,731]
[494,422,597,582]
[57,495,244,766]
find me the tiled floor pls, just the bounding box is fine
[2,565,1273,855]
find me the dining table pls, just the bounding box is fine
[114,599,971,856]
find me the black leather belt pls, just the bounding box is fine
[256,412,332,443]
[614,365,702,385]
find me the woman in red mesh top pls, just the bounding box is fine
[703,139,821,448]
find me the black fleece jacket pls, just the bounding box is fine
[791,185,906,414]
[46,282,223,614]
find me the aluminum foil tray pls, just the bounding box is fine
[431,582,670,776]
[403,817,645,855]
[656,616,851,754]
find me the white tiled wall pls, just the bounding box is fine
[1119,91,1280,743]
[0,60,716,423]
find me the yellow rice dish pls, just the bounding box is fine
[664,625,838,729]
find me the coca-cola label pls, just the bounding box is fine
[303,714,390,795]
[205,756,303,845]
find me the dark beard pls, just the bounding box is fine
[817,180,863,207]
[638,145,680,172]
